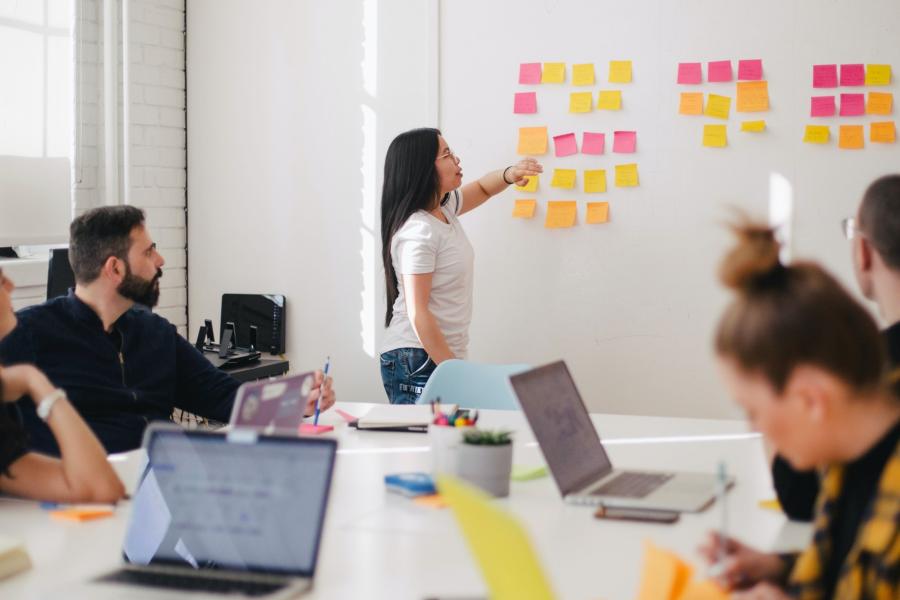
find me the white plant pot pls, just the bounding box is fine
[429,425,473,476]
[456,443,513,497]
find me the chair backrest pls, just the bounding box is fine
[47,247,74,300]
[417,359,531,411]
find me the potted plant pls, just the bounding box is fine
[456,430,514,497]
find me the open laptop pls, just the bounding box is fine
[75,424,337,599]
[510,361,729,512]
[229,371,316,432]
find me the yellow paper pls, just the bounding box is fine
[572,63,595,86]
[871,121,896,143]
[677,579,729,600]
[512,199,537,219]
[702,124,727,148]
[736,81,769,112]
[679,92,703,115]
[839,124,864,149]
[586,202,609,224]
[614,163,639,187]
[550,169,576,189]
[438,476,556,600]
[583,169,607,193]
[544,201,578,228]
[636,541,693,600]
[597,90,622,110]
[741,120,766,132]
[803,125,830,144]
[867,92,893,115]
[865,64,891,86]
[608,60,632,83]
[541,62,565,83]
[517,127,548,155]
[704,94,731,120]
[758,498,782,512]
[569,92,593,113]
[514,175,539,192]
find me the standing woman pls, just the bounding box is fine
[379,128,541,404]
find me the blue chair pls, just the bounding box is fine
[416,359,532,411]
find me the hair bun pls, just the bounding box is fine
[719,222,783,291]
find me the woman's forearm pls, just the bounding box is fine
[411,310,455,364]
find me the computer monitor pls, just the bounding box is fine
[221,293,286,355]
[47,247,75,300]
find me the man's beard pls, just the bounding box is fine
[118,264,162,308]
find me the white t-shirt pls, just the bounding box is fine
[381,189,474,358]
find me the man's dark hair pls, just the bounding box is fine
[859,174,900,270]
[69,205,146,284]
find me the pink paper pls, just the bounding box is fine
[840,64,865,86]
[514,92,537,114]
[737,59,763,81]
[553,133,578,157]
[677,62,702,84]
[839,93,865,116]
[612,130,637,154]
[707,60,733,82]
[810,96,836,117]
[813,64,837,88]
[582,132,605,155]
[519,62,542,84]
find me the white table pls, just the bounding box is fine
[0,402,812,599]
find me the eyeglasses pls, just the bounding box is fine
[437,148,459,162]
[841,216,859,240]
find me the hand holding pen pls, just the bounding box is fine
[306,359,335,420]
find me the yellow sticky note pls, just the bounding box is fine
[550,168,576,189]
[867,92,893,116]
[614,163,639,187]
[541,62,565,83]
[736,81,769,112]
[839,124,864,149]
[803,125,830,144]
[865,64,891,86]
[597,90,622,110]
[871,121,896,143]
[514,175,539,192]
[679,92,703,115]
[702,124,727,147]
[608,60,632,83]
[586,202,609,224]
[704,94,731,120]
[569,92,593,113]
[741,120,766,132]
[544,201,578,228]
[678,579,729,600]
[572,63,595,86]
[636,541,693,600]
[517,127,548,155]
[438,476,556,600]
[584,169,607,193]
[512,199,537,219]
[758,498,782,512]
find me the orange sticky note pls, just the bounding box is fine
[413,494,448,509]
[736,81,769,112]
[586,202,609,224]
[636,541,693,600]
[871,121,896,143]
[514,175,538,192]
[704,94,731,119]
[614,163,639,187]
[541,62,565,83]
[517,127,548,155]
[51,507,114,522]
[867,92,893,115]
[597,90,622,110]
[803,125,830,144]
[512,199,537,218]
[839,124,864,149]
[584,169,606,193]
[544,201,577,228]
[679,92,703,115]
[678,579,729,600]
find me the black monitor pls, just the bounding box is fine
[221,293,286,355]
[47,248,75,300]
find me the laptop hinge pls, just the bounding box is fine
[122,564,297,585]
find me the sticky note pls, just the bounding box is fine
[519,63,542,84]
[608,60,632,83]
[679,580,729,600]
[510,465,549,481]
[584,170,607,193]
[867,92,893,115]
[871,121,896,143]
[514,92,537,114]
[545,201,578,228]
[839,124,864,149]
[679,92,704,115]
[636,541,693,600]
[569,92,593,113]
[412,494,448,509]
[553,132,578,157]
[515,175,539,192]
[702,124,727,148]
[839,93,865,117]
[840,63,865,86]
[581,132,605,155]
[50,507,114,522]
[813,64,838,88]
[810,96,836,117]
[865,64,891,86]
[586,202,609,224]
[741,120,766,132]
[707,60,733,83]
[803,125,830,144]
[704,94,731,119]
[736,81,769,112]
[550,169,576,189]
[758,498,782,512]
[614,163,639,187]
[512,199,537,218]
[597,90,622,110]
[517,126,548,155]
[613,130,637,153]
[541,62,565,83]
[572,63,595,86]
[677,62,702,84]
[737,59,763,81]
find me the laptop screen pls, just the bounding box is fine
[123,428,336,577]
[510,361,613,496]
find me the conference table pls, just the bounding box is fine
[0,402,812,599]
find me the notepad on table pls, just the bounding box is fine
[353,404,458,432]
[0,535,32,581]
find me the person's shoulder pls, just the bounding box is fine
[394,212,437,242]
[14,295,70,326]
[126,305,175,331]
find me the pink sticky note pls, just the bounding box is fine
[737,59,763,81]
[677,62,702,84]
[335,408,358,423]
[519,62,542,84]
[708,60,733,82]
[553,132,578,157]
[839,93,865,116]
[514,92,537,114]
[813,64,837,88]
[582,132,605,155]
[299,424,334,435]
[840,64,865,86]
[810,96,836,117]
[612,130,637,153]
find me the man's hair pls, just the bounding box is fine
[69,205,146,284]
[859,174,900,270]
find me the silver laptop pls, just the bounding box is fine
[78,424,337,599]
[510,361,729,512]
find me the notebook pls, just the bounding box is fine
[352,404,457,432]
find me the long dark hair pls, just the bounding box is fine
[381,128,443,327]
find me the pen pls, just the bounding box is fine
[314,356,330,426]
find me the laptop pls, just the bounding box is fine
[509,361,729,512]
[75,424,337,599]
[229,372,316,433]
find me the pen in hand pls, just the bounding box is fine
[313,356,330,426]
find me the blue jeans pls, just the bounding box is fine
[379,347,436,405]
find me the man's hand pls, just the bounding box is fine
[304,370,335,417]
[698,532,786,590]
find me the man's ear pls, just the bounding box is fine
[856,235,874,273]
[100,256,125,285]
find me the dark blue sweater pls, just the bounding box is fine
[0,292,240,454]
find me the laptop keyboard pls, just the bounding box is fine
[97,568,287,597]
[591,471,674,498]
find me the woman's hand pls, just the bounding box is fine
[506,158,543,186]
[698,532,786,590]
[304,370,335,417]
[0,365,54,403]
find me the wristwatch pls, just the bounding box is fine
[37,389,66,421]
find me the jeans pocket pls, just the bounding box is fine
[407,350,433,378]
